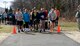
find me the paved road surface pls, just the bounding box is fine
[0,32,80,46]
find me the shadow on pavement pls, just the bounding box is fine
[24,31,36,35]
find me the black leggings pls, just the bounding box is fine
[33,20,40,30]
[55,17,59,26]
[24,22,29,28]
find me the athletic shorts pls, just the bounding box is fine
[51,20,56,23]
[29,20,33,26]
[17,21,23,26]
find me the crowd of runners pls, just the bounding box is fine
[0,7,60,33]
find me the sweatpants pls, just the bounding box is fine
[40,20,45,31]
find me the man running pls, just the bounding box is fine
[15,9,23,33]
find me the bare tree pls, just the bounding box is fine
[11,0,80,21]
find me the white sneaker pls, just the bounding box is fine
[25,28,29,32]
[24,28,27,31]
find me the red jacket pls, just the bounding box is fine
[54,10,60,17]
[44,10,48,19]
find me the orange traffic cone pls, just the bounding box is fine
[12,26,16,34]
[57,25,61,33]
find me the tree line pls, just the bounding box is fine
[11,0,80,21]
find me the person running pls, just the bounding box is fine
[32,9,40,32]
[75,5,80,30]
[23,9,30,32]
[44,9,48,29]
[39,8,46,32]
[11,10,16,25]
[7,8,13,25]
[15,9,23,33]
[48,7,57,33]
[54,7,60,26]
[29,9,34,31]
[2,12,7,24]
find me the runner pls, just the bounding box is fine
[32,9,40,32]
[75,5,80,30]
[2,12,7,24]
[44,9,48,29]
[29,9,34,31]
[15,9,23,33]
[48,7,57,33]
[12,10,16,25]
[39,8,46,32]
[7,9,13,25]
[54,7,60,26]
[23,9,30,32]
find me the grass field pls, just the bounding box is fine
[0,25,13,33]
[60,21,78,31]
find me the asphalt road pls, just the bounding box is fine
[0,32,80,46]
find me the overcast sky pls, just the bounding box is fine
[0,0,14,8]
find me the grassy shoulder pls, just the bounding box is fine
[60,21,78,31]
[0,25,13,33]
